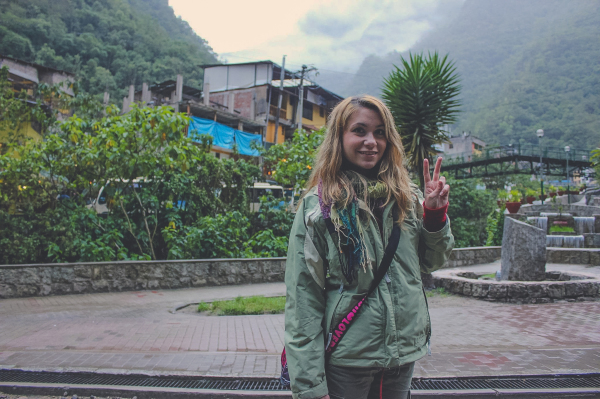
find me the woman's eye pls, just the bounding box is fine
[375,130,385,136]
[353,128,365,134]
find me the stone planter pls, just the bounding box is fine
[505,201,522,214]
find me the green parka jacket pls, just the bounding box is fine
[284,185,454,399]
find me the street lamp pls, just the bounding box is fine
[537,129,544,199]
[565,145,571,204]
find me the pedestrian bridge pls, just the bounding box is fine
[440,143,594,179]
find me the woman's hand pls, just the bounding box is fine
[423,157,450,209]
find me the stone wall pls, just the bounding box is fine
[547,248,600,265]
[520,203,600,217]
[0,258,286,299]
[444,246,502,268]
[0,247,503,299]
[433,269,600,303]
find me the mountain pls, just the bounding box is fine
[0,0,218,100]
[343,0,600,150]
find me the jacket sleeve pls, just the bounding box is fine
[411,185,455,274]
[284,196,329,399]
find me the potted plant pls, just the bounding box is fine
[548,185,557,198]
[557,186,565,196]
[497,189,509,206]
[525,188,537,204]
[505,189,522,213]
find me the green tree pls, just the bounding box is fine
[382,52,461,188]
[260,128,325,197]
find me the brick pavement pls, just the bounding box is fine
[0,264,599,379]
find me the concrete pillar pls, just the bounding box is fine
[238,121,243,131]
[176,74,183,102]
[103,91,110,106]
[203,82,210,106]
[128,85,134,104]
[228,92,235,113]
[142,83,150,104]
[122,96,129,114]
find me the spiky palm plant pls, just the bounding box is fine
[382,52,461,188]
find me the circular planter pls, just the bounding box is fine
[505,201,522,214]
[549,192,557,198]
[539,195,547,201]
[526,196,535,204]
[558,190,565,196]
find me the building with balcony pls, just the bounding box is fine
[200,61,344,147]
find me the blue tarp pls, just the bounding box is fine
[235,130,262,156]
[188,116,262,157]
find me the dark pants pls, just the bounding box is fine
[326,362,414,399]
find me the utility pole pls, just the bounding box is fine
[273,55,286,145]
[297,65,307,132]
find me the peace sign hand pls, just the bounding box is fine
[423,157,450,209]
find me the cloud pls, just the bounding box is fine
[219,0,466,73]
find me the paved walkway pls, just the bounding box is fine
[0,262,599,379]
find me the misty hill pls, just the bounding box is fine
[0,0,218,100]
[344,0,600,150]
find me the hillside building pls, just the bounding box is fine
[0,55,75,144]
[125,61,344,160]
[440,132,486,161]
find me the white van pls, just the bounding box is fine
[87,179,149,214]
[247,182,285,212]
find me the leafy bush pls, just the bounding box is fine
[445,175,495,248]
[485,205,506,246]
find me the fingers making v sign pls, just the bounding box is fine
[423,157,450,209]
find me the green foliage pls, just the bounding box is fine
[161,195,293,261]
[444,174,495,248]
[0,100,280,263]
[549,225,575,233]
[525,188,538,197]
[485,205,506,247]
[260,128,324,192]
[382,52,461,187]
[508,190,522,203]
[197,296,286,316]
[497,189,509,201]
[0,0,218,101]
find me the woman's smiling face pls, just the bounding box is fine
[342,107,387,170]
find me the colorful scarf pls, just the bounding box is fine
[318,172,388,284]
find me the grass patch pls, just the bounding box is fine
[549,225,575,233]
[425,287,452,298]
[481,273,496,279]
[197,296,286,316]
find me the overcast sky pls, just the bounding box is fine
[169,0,464,75]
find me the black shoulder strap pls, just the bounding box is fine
[367,214,400,297]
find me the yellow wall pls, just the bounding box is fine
[0,122,43,143]
[303,103,326,128]
[266,121,285,144]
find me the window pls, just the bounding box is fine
[319,106,324,118]
[449,143,454,149]
[302,103,313,121]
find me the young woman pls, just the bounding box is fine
[284,95,454,399]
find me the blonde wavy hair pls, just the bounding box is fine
[306,95,413,224]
